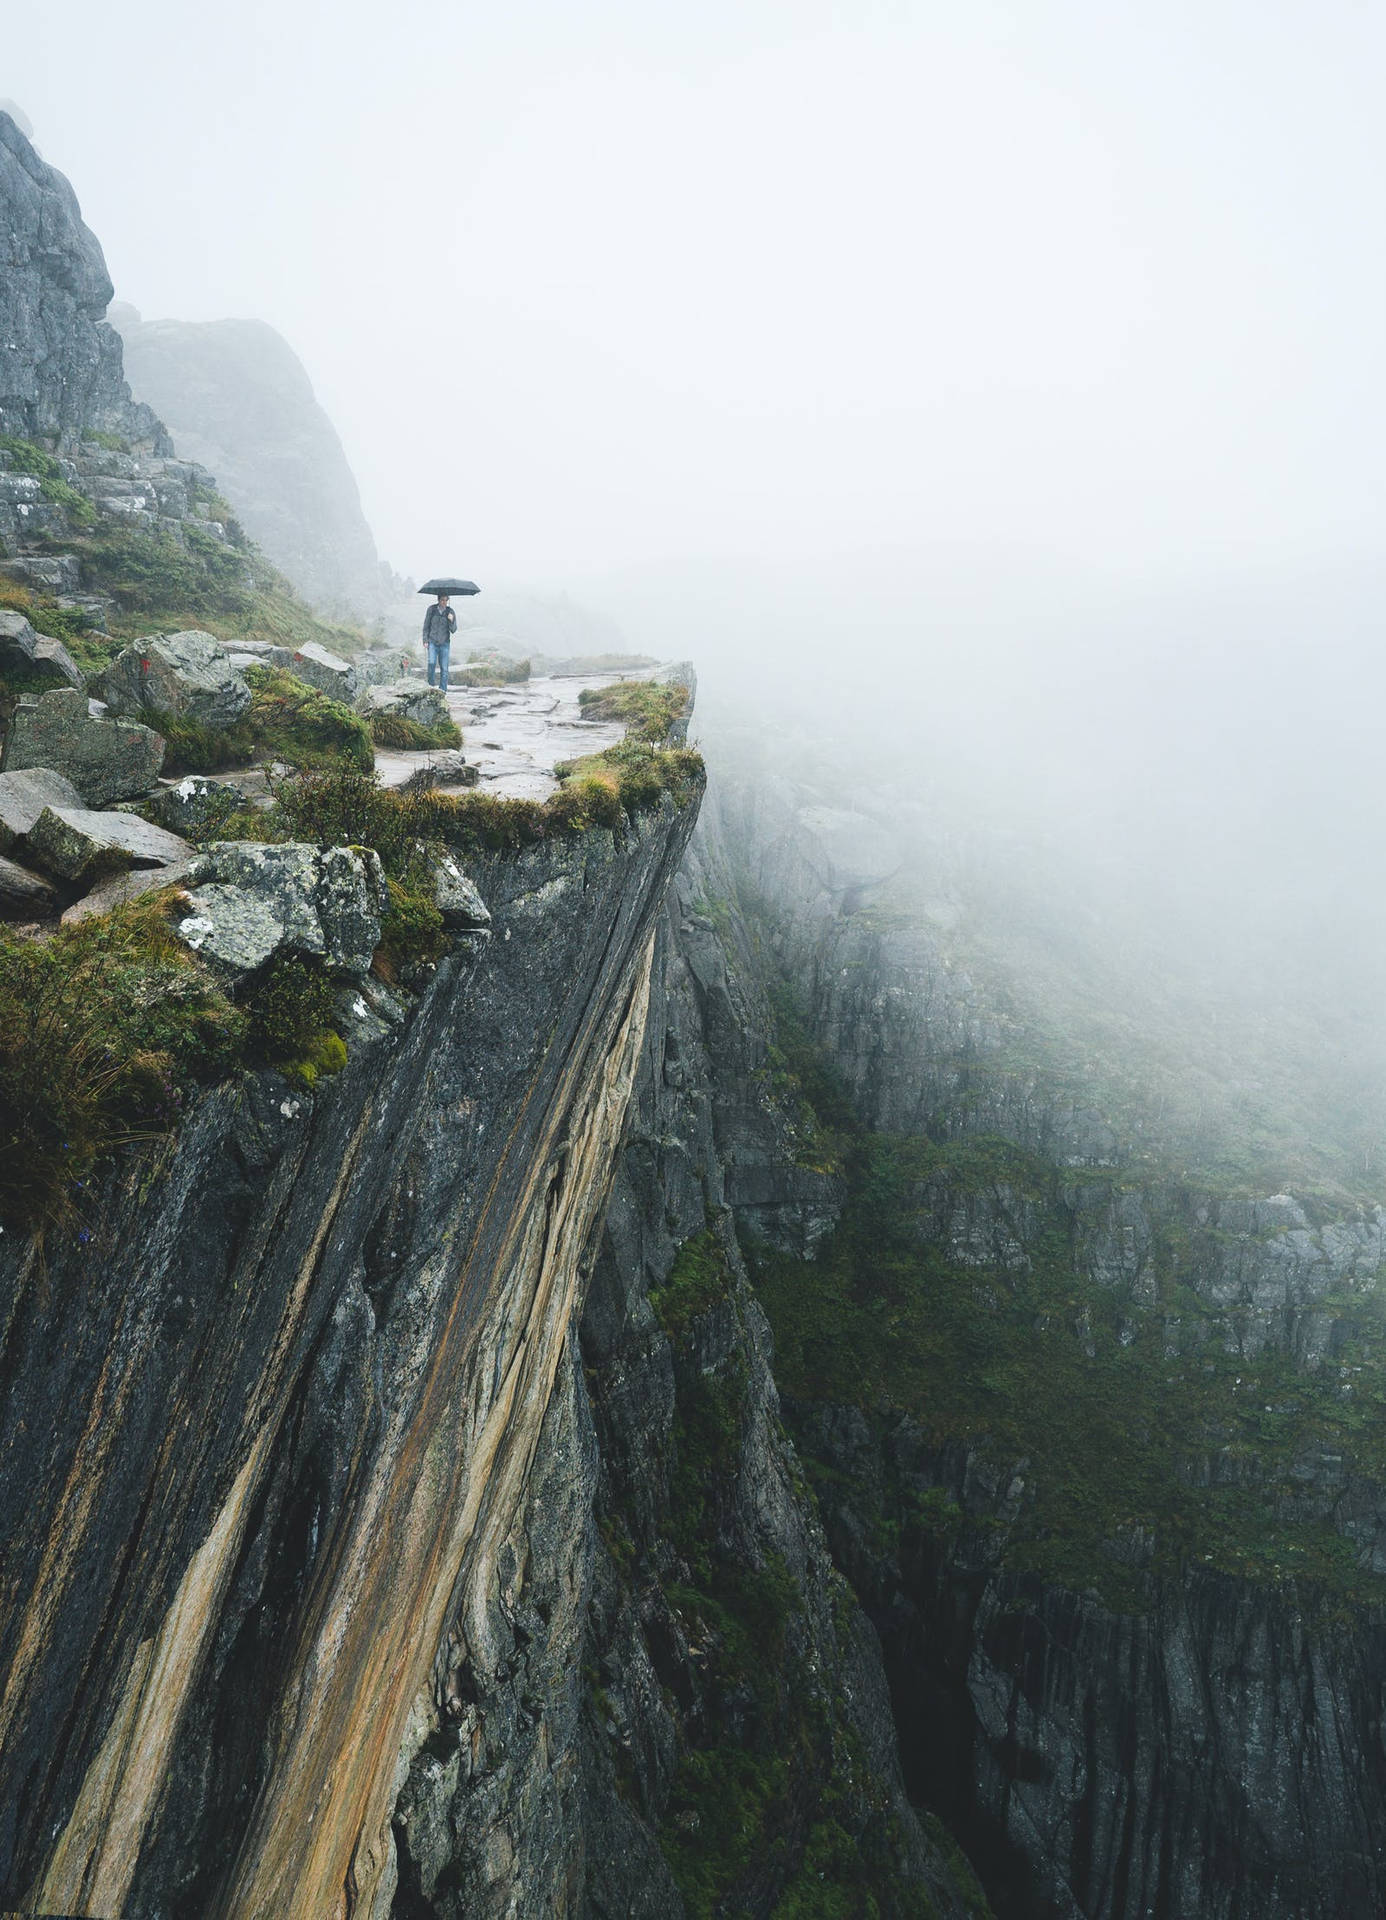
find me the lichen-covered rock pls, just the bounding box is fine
[0,764,85,851]
[0,685,165,805]
[430,851,491,931]
[97,629,251,727]
[359,680,449,728]
[286,640,359,703]
[0,608,83,689]
[177,839,382,980]
[24,805,191,884]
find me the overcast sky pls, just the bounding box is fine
[7,1,1386,1036]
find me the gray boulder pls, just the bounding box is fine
[98,629,251,727]
[1,685,165,805]
[177,840,383,981]
[0,765,85,851]
[25,805,191,884]
[359,680,450,729]
[61,860,196,925]
[430,851,491,931]
[0,608,83,689]
[286,641,359,703]
[0,851,56,918]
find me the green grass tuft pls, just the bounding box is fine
[577,676,690,741]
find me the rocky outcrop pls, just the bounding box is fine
[0,112,167,450]
[113,309,392,620]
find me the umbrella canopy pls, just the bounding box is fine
[418,577,480,596]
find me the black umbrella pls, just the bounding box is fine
[418,577,480,596]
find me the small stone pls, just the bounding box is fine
[97,629,252,727]
[1,686,165,806]
[24,805,192,884]
[287,641,359,703]
[0,608,83,689]
[431,851,492,932]
[0,765,85,851]
[399,752,478,793]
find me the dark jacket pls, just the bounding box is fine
[423,603,456,648]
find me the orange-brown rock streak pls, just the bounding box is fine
[215,932,656,1920]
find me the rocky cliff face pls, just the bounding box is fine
[0,114,165,452]
[113,311,393,623]
[0,806,685,1916]
[700,754,1386,1920]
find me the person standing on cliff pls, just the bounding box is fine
[423,591,457,691]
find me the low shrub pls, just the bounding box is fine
[243,667,373,772]
[457,653,530,686]
[0,891,246,1236]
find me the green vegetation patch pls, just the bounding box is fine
[244,953,347,1085]
[0,436,97,529]
[0,891,246,1237]
[226,750,703,874]
[753,1118,1386,1610]
[578,676,690,742]
[367,710,463,751]
[650,1229,737,1339]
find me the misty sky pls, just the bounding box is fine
[7,1,1386,1037]
[8,1,1384,595]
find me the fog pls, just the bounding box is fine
[9,0,1386,1172]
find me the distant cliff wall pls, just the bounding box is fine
[113,311,391,622]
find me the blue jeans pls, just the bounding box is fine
[427,640,450,691]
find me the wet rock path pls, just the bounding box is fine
[373,671,632,800]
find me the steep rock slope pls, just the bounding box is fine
[114,310,392,622]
